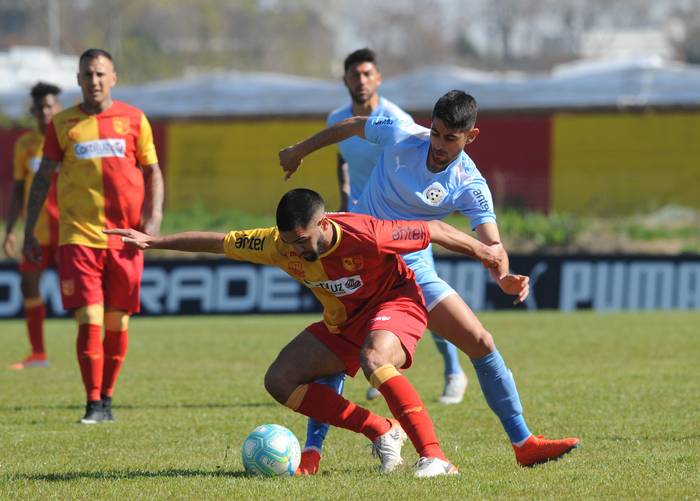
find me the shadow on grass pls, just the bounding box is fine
[0,402,276,412]
[5,468,249,482]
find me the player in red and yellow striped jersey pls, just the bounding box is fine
[3,82,62,370]
[106,188,509,477]
[22,49,164,424]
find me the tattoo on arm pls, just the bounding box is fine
[24,159,58,237]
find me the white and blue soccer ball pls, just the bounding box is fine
[241,424,301,477]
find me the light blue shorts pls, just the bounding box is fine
[402,244,456,311]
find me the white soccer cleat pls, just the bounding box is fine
[414,457,459,478]
[366,386,382,401]
[372,419,407,473]
[439,371,468,404]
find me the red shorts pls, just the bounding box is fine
[19,244,59,273]
[59,244,144,313]
[307,293,428,377]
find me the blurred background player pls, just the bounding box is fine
[3,82,62,371]
[280,90,580,471]
[22,48,163,424]
[300,48,469,475]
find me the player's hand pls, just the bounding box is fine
[103,228,153,249]
[496,273,530,305]
[279,146,304,181]
[479,242,505,271]
[3,232,16,258]
[21,234,42,263]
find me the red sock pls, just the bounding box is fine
[291,383,391,441]
[101,330,128,398]
[378,373,446,460]
[77,324,103,402]
[25,303,46,355]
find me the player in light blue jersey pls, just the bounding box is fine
[297,50,469,475]
[280,90,580,472]
[327,49,413,211]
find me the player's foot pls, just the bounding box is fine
[9,353,49,371]
[101,395,115,422]
[439,371,467,404]
[371,419,407,473]
[414,457,459,478]
[79,400,104,424]
[295,448,321,475]
[513,434,580,467]
[366,385,382,401]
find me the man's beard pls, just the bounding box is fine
[302,252,319,262]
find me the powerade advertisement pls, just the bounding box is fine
[1,255,699,318]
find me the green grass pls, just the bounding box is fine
[1,312,699,499]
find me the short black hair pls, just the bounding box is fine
[276,189,326,232]
[344,48,377,74]
[432,90,478,130]
[79,48,114,67]
[30,82,61,101]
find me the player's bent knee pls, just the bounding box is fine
[468,329,496,358]
[263,363,296,404]
[359,348,393,380]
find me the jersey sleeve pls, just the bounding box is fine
[455,178,497,229]
[372,218,431,255]
[42,121,63,163]
[13,135,26,181]
[223,227,278,265]
[364,116,414,147]
[136,114,159,166]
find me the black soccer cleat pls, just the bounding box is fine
[101,395,115,422]
[80,400,104,424]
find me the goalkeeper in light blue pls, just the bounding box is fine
[281,88,580,474]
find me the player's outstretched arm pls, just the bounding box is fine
[475,222,529,304]
[104,228,226,254]
[279,116,367,180]
[426,219,505,270]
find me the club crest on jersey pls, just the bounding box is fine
[68,127,81,141]
[420,182,447,206]
[61,279,75,296]
[342,255,364,272]
[287,261,305,278]
[113,117,130,135]
[304,275,364,297]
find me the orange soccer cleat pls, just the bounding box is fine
[295,448,321,476]
[9,353,49,371]
[513,434,580,467]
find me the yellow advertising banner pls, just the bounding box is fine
[552,112,700,214]
[166,120,339,214]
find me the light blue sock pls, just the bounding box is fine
[304,373,346,451]
[431,331,463,377]
[471,349,531,444]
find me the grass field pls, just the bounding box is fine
[1,312,699,500]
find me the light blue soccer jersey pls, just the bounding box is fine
[327,97,413,205]
[354,116,496,229]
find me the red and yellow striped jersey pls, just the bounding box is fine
[223,212,431,332]
[13,130,58,246]
[43,100,158,249]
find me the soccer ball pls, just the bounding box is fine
[241,424,301,477]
